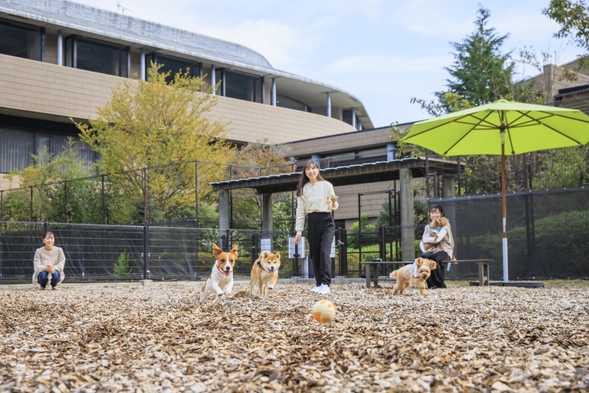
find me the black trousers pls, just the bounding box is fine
[307,212,335,286]
[421,251,449,288]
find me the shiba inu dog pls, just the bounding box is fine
[249,251,281,297]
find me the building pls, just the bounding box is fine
[0,0,374,191]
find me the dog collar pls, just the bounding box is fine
[256,260,275,274]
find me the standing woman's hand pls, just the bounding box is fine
[294,233,302,245]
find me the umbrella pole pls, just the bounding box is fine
[501,140,509,282]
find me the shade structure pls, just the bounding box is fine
[401,99,589,281]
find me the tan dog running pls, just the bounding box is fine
[249,251,281,297]
[200,244,238,306]
[389,257,437,296]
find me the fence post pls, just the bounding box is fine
[101,174,105,224]
[337,227,347,276]
[142,168,148,223]
[251,233,259,263]
[143,224,150,280]
[63,181,68,223]
[30,186,34,222]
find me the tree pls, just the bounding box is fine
[408,6,570,195]
[229,140,296,229]
[543,0,589,53]
[438,7,532,109]
[76,64,235,222]
[5,138,102,222]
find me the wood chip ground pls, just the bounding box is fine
[1,281,588,392]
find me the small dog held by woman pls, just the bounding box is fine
[390,257,437,296]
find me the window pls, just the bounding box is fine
[0,128,34,173]
[0,128,97,173]
[216,69,263,102]
[146,54,201,83]
[343,109,362,129]
[276,95,310,112]
[0,19,42,60]
[65,36,129,77]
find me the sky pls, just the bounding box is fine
[75,0,585,128]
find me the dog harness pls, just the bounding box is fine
[408,260,419,278]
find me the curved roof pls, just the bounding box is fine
[0,0,374,128]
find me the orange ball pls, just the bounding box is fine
[311,300,335,323]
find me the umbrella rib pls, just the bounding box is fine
[443,111,495,155]
[509,111,588,153]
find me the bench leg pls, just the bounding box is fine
[365,264,371,288]
[373,265,379,288]
[478,262,490,286]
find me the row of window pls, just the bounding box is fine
[0,127,96,173]
[0,18,311,113]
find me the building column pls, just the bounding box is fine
[140,48,145,80]
[351,107,356,129]
[400,168,415,261]
[311,154,321,167]
[326,92,332,118]
[386,143,396,161]
[57,30,63,66]
[211,65,216,95]
[271,78,276,106]
[261,76,266,104]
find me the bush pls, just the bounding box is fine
[114,251,132,277]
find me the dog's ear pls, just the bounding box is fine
[415,258,424,267]
[212,243,222,257]
[261,251,269,258]
[230,245,238,257]
[427,260,437,270]
[274,251,280,260]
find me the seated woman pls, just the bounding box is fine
[32,231,66,290]
[419,204,455,289]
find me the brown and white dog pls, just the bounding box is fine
[249,251,281,297]
[200,244,238,306]
[389,257,437,296]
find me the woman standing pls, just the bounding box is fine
[420,204,455,289]
[33,231,66,290]
[294,160,338,295]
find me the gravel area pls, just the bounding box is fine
[1,281,588,392]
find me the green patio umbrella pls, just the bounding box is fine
[401,99,589,281]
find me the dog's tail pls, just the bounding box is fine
[390,270,398,279]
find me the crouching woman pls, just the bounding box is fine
[33,231,66,290]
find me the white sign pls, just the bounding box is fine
[288,236,305,258]
[261,238,272,252]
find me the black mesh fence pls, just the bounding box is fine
[429,187,589,280]
[0,222,299,283]
[1,187,587,283]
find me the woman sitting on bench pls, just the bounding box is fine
[420,204,455,289]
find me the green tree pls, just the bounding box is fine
[407,6,579,195]
[543,0,589,53]
[76,63,235,222]
[438,7,533,109]
[5,138,102,222]
[230,140,295,229]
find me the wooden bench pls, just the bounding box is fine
[362,258,493,288]
[362,260,410,288]
[443,259,493,287]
